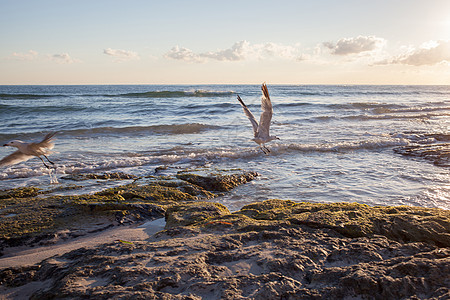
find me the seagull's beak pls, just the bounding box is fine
[2,144,7,147]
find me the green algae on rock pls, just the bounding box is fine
[233,199,450,247]
[95,181,215,205]
[2,168,449,300]
[165,202,230,228]
[176,170,259,192]
[0,180,213,249]
[0,187,42,200]
[2,201,449,300]
[0,191,74,241]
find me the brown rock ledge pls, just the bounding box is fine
[0,199,448,299]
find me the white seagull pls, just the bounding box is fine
[237,83,279,154]
[1,132,57,169]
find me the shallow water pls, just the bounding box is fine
[0,85,448,210]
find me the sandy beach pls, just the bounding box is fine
[0,170,449,299]
[0,218,166,270]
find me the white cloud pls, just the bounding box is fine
[11,50,38,61]
[201,41,249,61]
[257,42,300,60]
[165,46,203,63]
[376,40,450,66]
[103,48,139,62]
[165,41,302,63]
[324,36,386,55]
[51,53,79,64]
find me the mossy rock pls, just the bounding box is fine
[0,187,41,200]
[234,199,450,247]
[0,196,65,240]
[153,180,216,199]
[165,202,230,228]
[238,199,298,220]
[0,179,215,244]
[176,171,259,192]
[96,183,198,204]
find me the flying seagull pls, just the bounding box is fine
[237,83,279,154]
[1,132,57,169]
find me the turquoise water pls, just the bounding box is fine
[0,85,448,210]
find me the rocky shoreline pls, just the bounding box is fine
[0,169,449,299]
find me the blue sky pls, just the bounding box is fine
[1,0,449,84]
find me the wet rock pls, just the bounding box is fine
[96,181,214,205]
[235,200,450,247]
[2,173,449,299]
[394,133,450,167]
[2,218,448,299]
[0,187,41,199]
[154,165,169,173]
[176,171,259,192]
[61,172,138,181]
[165,202,230,228]
[394,143,450,167]
[0,179,214,252]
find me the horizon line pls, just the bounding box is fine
[1,83,449,87]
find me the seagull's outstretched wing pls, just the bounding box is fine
[257,83,273,139]
[0,151,34,167]
[237,95,259,137]
[28,132,56,155]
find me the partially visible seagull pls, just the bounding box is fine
[237,83,279,154]
[1,132,57,168]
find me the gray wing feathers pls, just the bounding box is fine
[237,95,259,137]
[0,151,34,166]
[39,132,56,149]
[257,83,273,138]
[28,132,56,154]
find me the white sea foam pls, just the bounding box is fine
[0,135,414,181]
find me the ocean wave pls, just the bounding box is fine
[330,102,404,110]
[285,90,430,97]
[343,112,449,121]
[0,148,257,180]
[0,136,412,180]
[105,90,235,98]
[60,123,222,137]
[295,88,450,97]
[279,138,409,152]
[392,132,450,143]
[330,101,449,112]
[0,123,222,142]
[373,106,450,114]
[0,93,66,100]
[275,102,312,108]
[0,90,235,100]
[0,104,91,115]
[113,137,411,163]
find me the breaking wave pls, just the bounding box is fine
[0,93,67,100]
[60,123,222,136]
[106,90,235,98]
[0,90,235,100]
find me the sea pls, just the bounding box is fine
[0,85,448,211]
